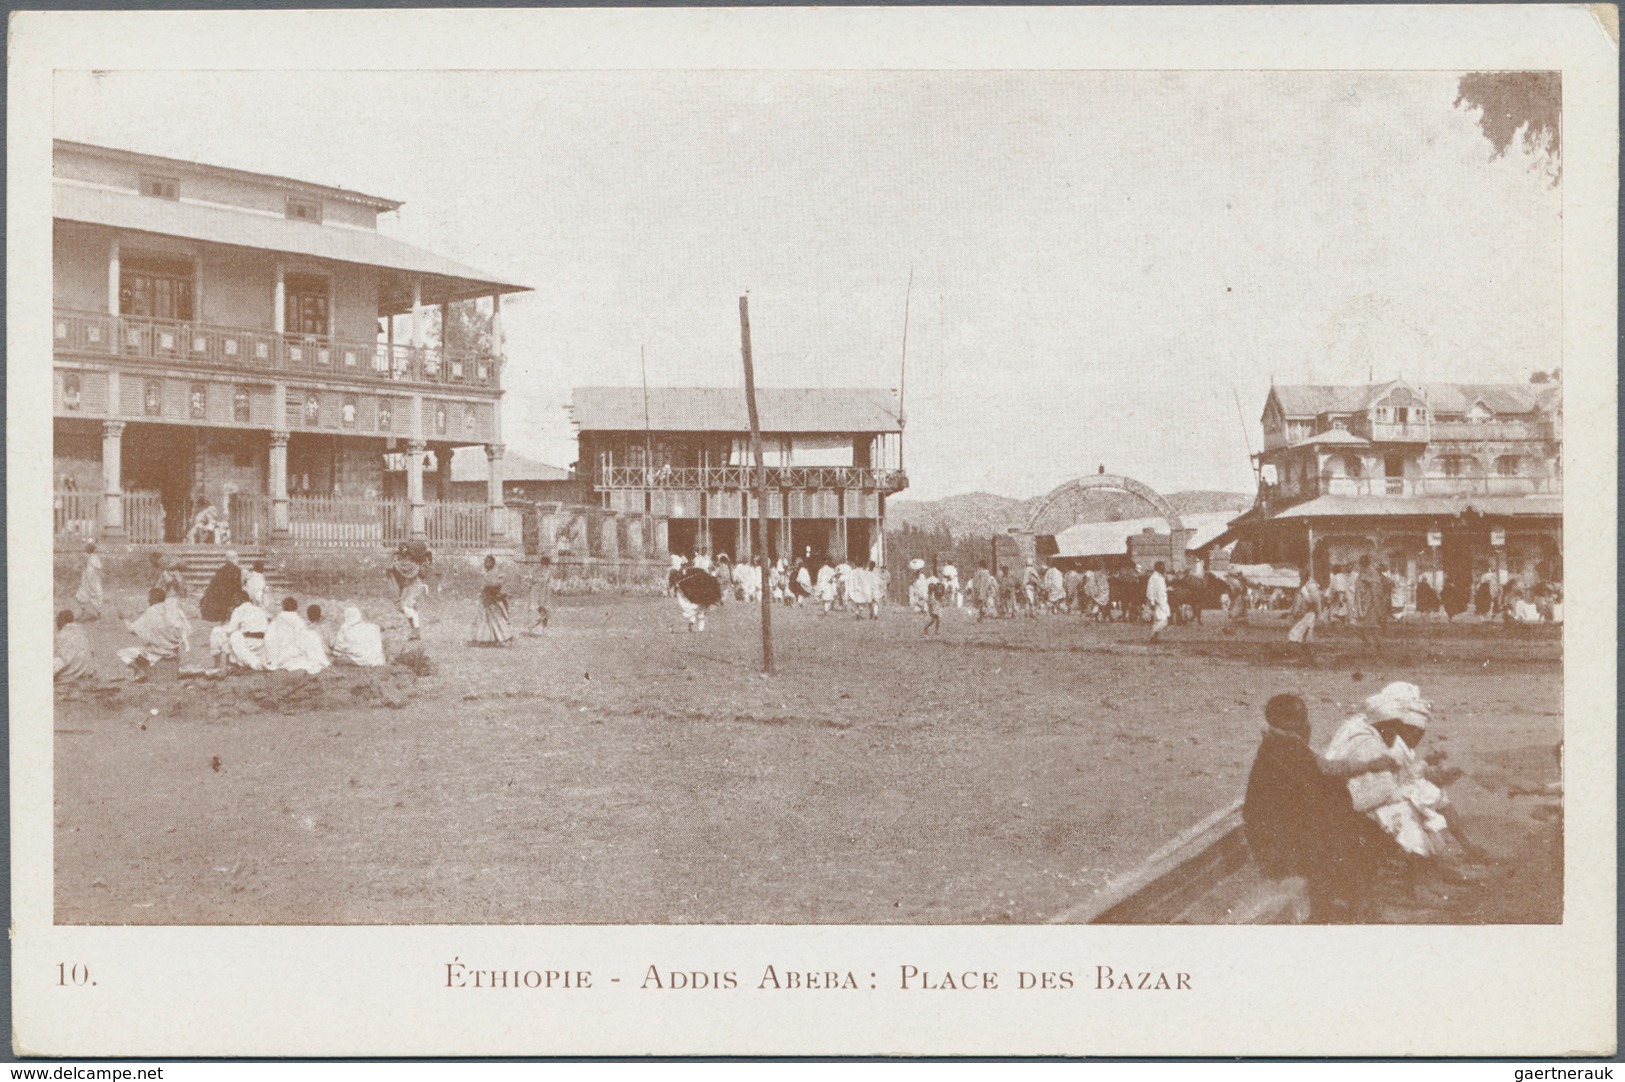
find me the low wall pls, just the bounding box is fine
[54,545,670,609]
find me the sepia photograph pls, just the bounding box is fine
[10,5,1616,1059]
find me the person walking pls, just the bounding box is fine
[1146,561,1171,643]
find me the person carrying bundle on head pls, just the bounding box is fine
[675,562,721,632]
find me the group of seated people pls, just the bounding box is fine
[53,581,390,688]
[207,593,385,674]
[1242,680,1486,922]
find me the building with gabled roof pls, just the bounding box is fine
[52,139,529,550]
[568,386,908,563]
[1222,378,1562,609]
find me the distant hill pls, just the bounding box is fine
[889,488,1253,539]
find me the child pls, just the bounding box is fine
[923,577,945,636]
[527,558,554,634]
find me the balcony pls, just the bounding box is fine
[54,308,501,391]
[1317,475,1561,498]
[1357,420,1432,442]
[1428,420,1552,443]
[597,464,909,493]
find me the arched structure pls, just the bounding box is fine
[1026,473,1185,535]
[1014,472,1189,572]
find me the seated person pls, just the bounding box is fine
[54,609,95,686]
[1243,693,1397,922]
[117,587,192,682]
[1324,681,1486,868]
[331,606,386,667]
[208,591,270,671]
[265,597,331,675]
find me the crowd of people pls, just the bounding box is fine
[662,548,894,632]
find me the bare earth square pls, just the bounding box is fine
[54,592,1561,925]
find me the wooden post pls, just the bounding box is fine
[740,295,773,675]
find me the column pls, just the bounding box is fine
[486,443,507,544]
[273,262,286,333]
[625,514,644,559]
[406,439,427,539]
[107,239,120,317]
[490,293,505,358]
[100,420,125,537]
[410,280,425,382]
[410,280,424,346]
[600,512,621,560]
[269,432,290,539]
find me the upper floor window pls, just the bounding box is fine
[464,404,478,434]
[342,397,358,428]
[284,274,329,338]
[143,380,162,416]
[377,400,393,432]
[286,197,323,224]
[120,256,194,322]
[62,374,82,411]
[189,384,207,420]
[1495,455,1522,477]
[139,173,178,200]
[233,386,251,423]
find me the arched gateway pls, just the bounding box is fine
[1014,472,1190,571]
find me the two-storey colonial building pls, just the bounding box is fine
[1225,379,1562,604]
[52,140,529,548]
[568,386,908,564]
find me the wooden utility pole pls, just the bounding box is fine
[740,295,774,674]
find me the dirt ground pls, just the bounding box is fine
[54,588,1563,924]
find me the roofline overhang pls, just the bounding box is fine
[57,139,405,211]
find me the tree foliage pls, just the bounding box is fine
[1454,71,1561,183]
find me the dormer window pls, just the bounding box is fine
[286,197,323,224]
[139,174,178,200]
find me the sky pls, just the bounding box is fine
[54,69,1561,501]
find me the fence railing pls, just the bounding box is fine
[597,464,908,492]
[53,490,100,544]
[1317,475,1561,498]
[54,489,166,544]
[54,308,501,390]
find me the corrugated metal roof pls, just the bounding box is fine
[1287,429,1370,449]
[1271,381,1549,419]
[449,446,570,484]
[1052,511,1237,558]
[57,139,403,210]
[1270,494,1562,519]
[570,386,903,433]
[55,183,530,301]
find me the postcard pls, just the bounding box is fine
[9,5,1617,1057]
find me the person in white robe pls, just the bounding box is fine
[54,610,96,685]
[331,606,386,667]
[264,597,331,674]
[210,595,271,671]
[1145,561,1171,642]
[242,561,270,608]
[816,562,838,613]
[1324,681,1484,863]
[117,587,191,680]
[846,561,881,620]
[74,542,104,620]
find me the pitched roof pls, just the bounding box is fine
[570,387,903,434]
[1269,384,1377,418]
[54,183,530,307]
[449,446,570,484]
[1270,494,1562,519]
[1286,429,1370,449]
[1052,511,1237,558]
[57,139,403,210]
[1269,381,1550,419]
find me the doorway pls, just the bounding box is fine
[121,423,196,541]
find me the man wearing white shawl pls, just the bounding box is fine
[846,560,882,620]
[265,597,331,674]
[118,587,191,680]
[1325,681,1480,861]
[332,607,386,667]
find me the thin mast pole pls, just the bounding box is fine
[898,267,913,473]
[740,294,774,674]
